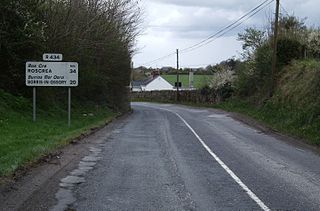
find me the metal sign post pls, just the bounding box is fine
[33,87,36,122]
[26,54,78,126]
[68,87,71,127]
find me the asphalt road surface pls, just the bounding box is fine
[53,102,320,210]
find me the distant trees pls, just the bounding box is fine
[232,15,320,99]
[0,0,142,111]
[201,15,320,101]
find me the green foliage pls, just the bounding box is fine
[0,90,116,176]
[277,38,304,66]
[233,62,255,96]
[278,16,307,41]
[0,0,46,92]
[234,15,314,100]
[253,43,273,95]
[233,44,272,98]
[227,15,320,145]
[307,29,320,58]
[224,59,320,145]
[216,83,234,100]
[237,27,266,60]
[274,60,320,114]
[214,99,320,145]
[0,0,142,111]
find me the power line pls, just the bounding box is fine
[181,0,274,53]
[181,63,214,67]
[138,0,274,67]
[179,1,273,68]
[178,0,271,67]
[140,51,176,66]
[180,0,272,53]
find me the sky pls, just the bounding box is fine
[133,0,319,68]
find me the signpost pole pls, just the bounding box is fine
[176,49,180,102]
[26,54,78,125]
[68,87,71,127]
[33,87,36,122]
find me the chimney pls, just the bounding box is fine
[151,70,160,78]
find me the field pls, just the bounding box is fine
[162,75,213,89]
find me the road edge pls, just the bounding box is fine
[0,111,132,211]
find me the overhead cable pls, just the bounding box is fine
[180,0,274,53]
[139,0,274,66]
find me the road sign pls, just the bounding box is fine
[175,82,182,88]
[43,53,63,61]
[26,61,78,87]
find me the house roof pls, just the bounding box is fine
[131,76,158,87]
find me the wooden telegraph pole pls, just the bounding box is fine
[271,0,280,96]
[176,49,180,102]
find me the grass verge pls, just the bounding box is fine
[0,90,117,176]
[213,99,320,145]
[132,98,320,145]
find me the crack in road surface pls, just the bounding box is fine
[14,102,320,211]
[50,147,104,211]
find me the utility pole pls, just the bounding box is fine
[176,49,180,102]
[270,0,280,96]
[131,61,134,81]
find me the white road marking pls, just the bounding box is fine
[207,114,227,118]
[175,112,270,211]
[140,104,270,211]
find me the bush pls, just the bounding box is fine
[0,0,45,93]
[233,44,272,98]
[216,82,234,100]
[277,38,304,67]
[233,62,256,97]
[0,0,141,112]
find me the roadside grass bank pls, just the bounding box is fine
[213,99,320,145]
[0,90,117,177]
[131,98,320,146]
[132,60,320,146]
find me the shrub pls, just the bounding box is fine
[277,38,304,67]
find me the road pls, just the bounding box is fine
[51,102,320,210]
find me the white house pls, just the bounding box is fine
[131,76,174,92]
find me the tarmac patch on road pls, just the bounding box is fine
[50,147,103,211]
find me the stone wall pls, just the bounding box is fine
[131,90,222,104]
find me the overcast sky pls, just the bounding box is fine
[133,0,319,68]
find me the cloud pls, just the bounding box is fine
[151,0,262,10]
[134,0,320,67]
[134,33,241,68]
[146,1,270,39]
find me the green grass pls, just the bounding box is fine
[162,75,212,88]
[131,97,320,145]
[0,90,116,176]
[134,60,320,146]
[213,99,320,145]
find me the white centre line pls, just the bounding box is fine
[140,104,270,211]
